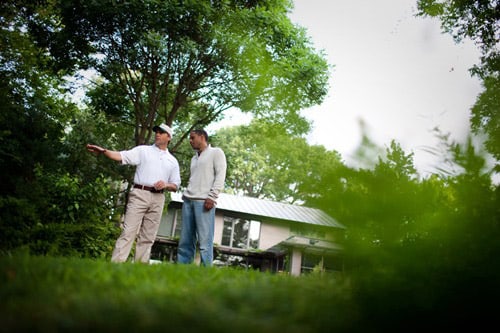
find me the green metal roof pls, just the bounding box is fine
[170,192,345,229]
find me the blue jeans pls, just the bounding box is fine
[177,198,215,266]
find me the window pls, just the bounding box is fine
[159,208,182,238]
[221,216,261,249]
[173,209,182,237]
[290,225,326,239]
[301,252,344,274]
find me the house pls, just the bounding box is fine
[152,192,345,276]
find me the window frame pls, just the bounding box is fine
[221,215,261,250]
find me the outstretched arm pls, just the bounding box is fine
[86,144,122,162]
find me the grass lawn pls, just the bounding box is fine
[1,255,353,333]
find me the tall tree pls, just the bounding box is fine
[0,0,70,202]
[26,0,329,149]
[417,0,500,163]
[215,119,344,203]
[0,0,119,256]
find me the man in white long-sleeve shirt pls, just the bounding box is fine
[177,129,226,266]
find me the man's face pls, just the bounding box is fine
[155,130,170,145]
[189,132,203,150]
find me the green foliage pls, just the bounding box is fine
[0,10,120,258]
[417,0,499,55]
[313,136,500,331]
[347,171,500,330]
[216,119,343,203]
[417,0,499,165]
[0,16,71,195]
[0,196,40,251]
[0,164,120,258]
[471,75,500,161]
[23,0,329,148]
[1,3,498,330]
[1,0,330,259]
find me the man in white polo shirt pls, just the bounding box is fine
[86,124,181,263]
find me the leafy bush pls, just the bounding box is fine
[1,167,120,259]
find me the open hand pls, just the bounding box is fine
[86,144,106,155]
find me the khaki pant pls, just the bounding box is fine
[111,188,165,263]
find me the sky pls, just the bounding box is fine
[212,0,484,176]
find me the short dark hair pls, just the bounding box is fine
[192,129,208,142]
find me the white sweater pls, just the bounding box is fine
[183,145,226,203]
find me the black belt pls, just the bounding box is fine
[133,184,164,193]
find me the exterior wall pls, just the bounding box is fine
[259,222,292,251]
[213,211,224,245]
